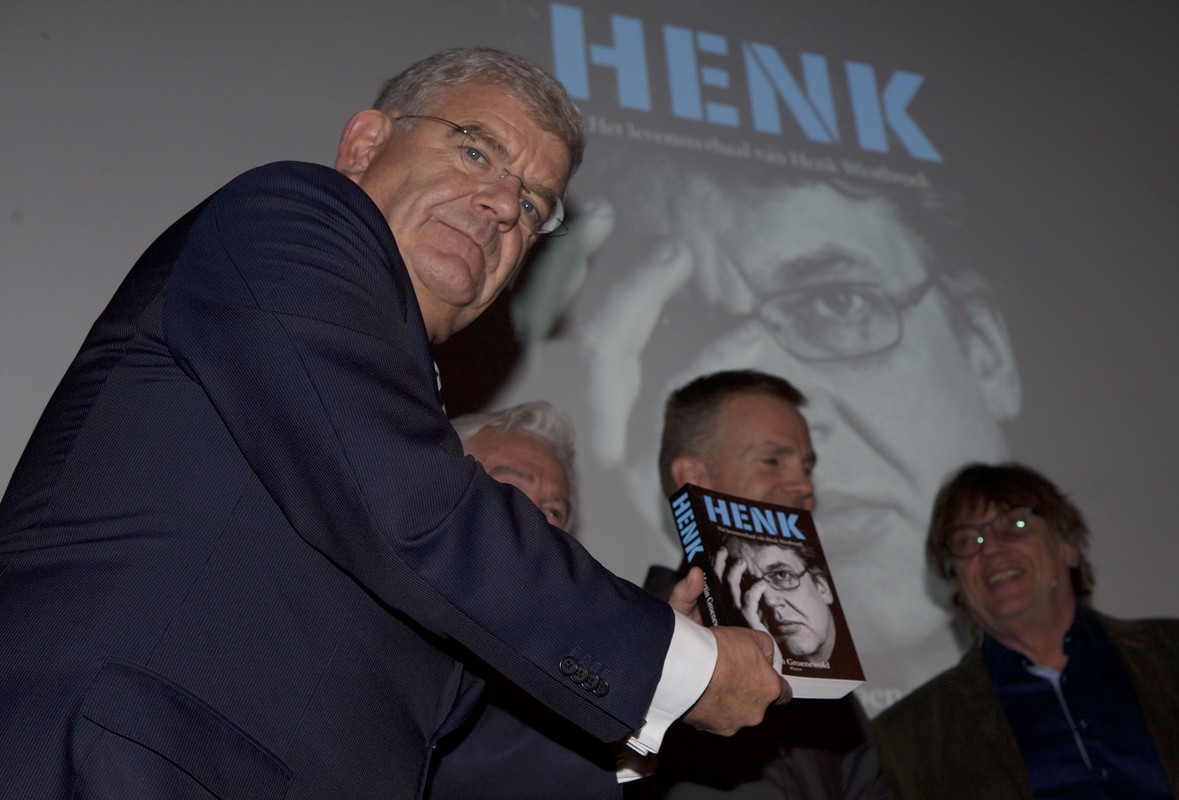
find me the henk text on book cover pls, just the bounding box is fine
[670,484,864,699]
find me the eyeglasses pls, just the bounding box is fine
[755,277,935,361]
[396,114,565,236]
[946,506,1036,559]
[760,567,811,591]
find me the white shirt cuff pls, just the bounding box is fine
[625,610,717,756]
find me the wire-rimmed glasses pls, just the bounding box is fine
[760,567,811,591]
[755,277,936,361]
[396,114,565,236]
[946,506,1036,560]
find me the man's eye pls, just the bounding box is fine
[804,286,875,323]
[761,283,878,333]
[462,144,490,168]
[949,531,975,551]
[520,196,542,221]
[766,569,800,587]
[1005,509,1031,528]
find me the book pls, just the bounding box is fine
[669,483,864,699]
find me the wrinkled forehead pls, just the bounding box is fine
[423,81,572,194]
[675,180,931,299]
[739,539,805,574]
[472,428,558,462]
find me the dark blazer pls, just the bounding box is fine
[0,162,673,800]
[873,612,1179,800]
[428,669,624,800]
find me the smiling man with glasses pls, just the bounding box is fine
[874,462,1179,799]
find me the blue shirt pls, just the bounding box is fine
[981,606,1172,799]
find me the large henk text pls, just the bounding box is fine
[550,3,942,163]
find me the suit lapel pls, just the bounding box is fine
[958,648,1035,799]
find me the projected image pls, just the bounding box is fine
[503,146,1021,712]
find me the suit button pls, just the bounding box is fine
[591,678,610,698]
[571,665,590,683]
[559,657,579,676]
[582,672,600,691]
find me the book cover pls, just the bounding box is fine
[669,483,865,699]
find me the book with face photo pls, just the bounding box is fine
[670,483,865,699]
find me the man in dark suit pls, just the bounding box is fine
[430,400,625,799]
[0,48,787,800]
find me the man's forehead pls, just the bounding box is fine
[714,183,930,294]
[749,542,804,569]
[950,499,1004,528]
[718,390,802,420]
[473,427,550,455]
[476,431,568,487]
[423,81,571,196]
[715,392,811,443]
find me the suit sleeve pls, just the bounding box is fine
[162,162,674,741]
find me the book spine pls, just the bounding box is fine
[670,488,727,627]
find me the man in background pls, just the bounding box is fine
[452,400,576,532]
[636,369,887,800]
[874,462,1179,798]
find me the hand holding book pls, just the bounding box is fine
[681,626,792,735]
[669,484,865,699]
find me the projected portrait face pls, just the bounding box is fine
[504,158,1021,709]
[659,176,1021,699]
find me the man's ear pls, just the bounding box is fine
[954,293,1022,421]
[670,454,710,490]
[1061,540,1081,569]
[334,109,394,180]
[813,572,834,604]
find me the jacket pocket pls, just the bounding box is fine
[76,660,291,800]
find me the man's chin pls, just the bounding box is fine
[447,302,496,337]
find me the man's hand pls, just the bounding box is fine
[667,566,705,624]
[578,236,694,464]
[510,200,616,344]
[681,626,791,736]
[713,547,772,635]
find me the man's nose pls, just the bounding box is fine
[797,474,815,510]
[474,175,522,225]
[782,472,815,510]
[978,531,1004,556]
[770,593,803,614]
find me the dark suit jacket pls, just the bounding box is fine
[428,669,624,800]
[873,612,1179,800]
[0,162,673,800]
